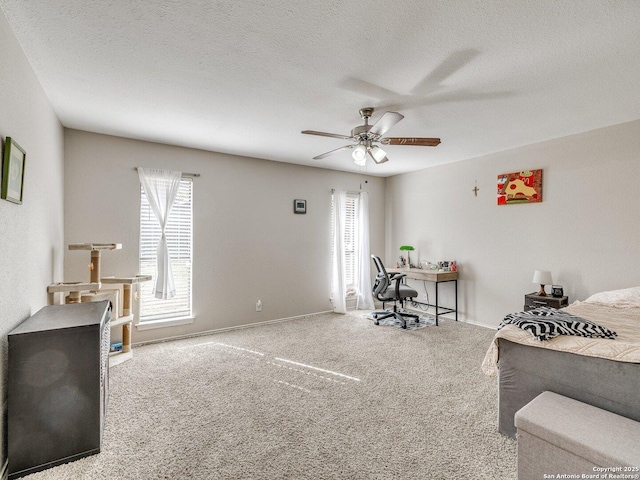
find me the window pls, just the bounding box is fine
[331,192,360,292]
[139,179,193,322]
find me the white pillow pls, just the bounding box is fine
[584,286,640,306]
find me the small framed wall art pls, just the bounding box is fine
[293,199,306,214]
[2,137,26,204]
[497,169,542,205]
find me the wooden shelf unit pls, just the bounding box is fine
[52,244,152,367]
[101,276,151,367]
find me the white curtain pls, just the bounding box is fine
[331,190,347,314]
[356,191,374,310]
[138,167,182,299]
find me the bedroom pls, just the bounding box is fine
[1,1,639,479]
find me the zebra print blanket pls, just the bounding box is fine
[499,306,617,341]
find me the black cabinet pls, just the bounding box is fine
[8,301,111,479]
[524,293,569,311]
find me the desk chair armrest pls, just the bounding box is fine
[390,273,406,297]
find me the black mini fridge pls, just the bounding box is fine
[7,301,111,479]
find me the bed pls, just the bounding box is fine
[482,287,640,439]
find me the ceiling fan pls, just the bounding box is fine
[301,107,440,165]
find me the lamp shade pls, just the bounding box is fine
[532,270,553,285]
[369,145,386,163]
[352,145,366,166]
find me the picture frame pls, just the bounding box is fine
[2,137,26,204]
[497,169,542,205]
[293,199,306,214]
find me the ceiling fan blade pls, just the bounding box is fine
[367,149,388,164]
[339,78,398,100]
[313,144,354,160]
[411,49,481,96]
[301,130,353,140]
[381,137,441,147]
[369,112,404,137]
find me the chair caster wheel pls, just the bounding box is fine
[374,320,379,325]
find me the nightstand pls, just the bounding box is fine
[524,293,569,311]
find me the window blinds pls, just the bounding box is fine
[139,179,193,321]
[331,192,360,289]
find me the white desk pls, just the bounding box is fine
[388,267,458,325]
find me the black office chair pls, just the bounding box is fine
[370,255,419,329]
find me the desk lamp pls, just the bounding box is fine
[533,270,553,296]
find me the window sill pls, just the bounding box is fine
[136,316,195,331]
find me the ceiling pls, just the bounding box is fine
[1,1,639,177]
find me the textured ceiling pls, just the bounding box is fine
[1,0,639,176]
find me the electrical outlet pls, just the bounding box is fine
[256,300,262,312]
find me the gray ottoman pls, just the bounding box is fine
[515,391,640,479]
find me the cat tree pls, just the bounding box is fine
[47,242,151,367]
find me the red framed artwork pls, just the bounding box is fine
[497,169,542,205]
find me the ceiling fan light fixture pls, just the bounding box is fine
[352,144,367,166]
[302,107,441,166]
[369,145,386,163]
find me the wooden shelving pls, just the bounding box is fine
[102,276,151,367]
[108,350,133,367]
[49,244,152,368]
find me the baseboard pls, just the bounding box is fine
[459,318,498,330]
[399,305,498,330]
[133,310,334,347]
[132,307,498,348]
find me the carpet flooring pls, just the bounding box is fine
[22,312,516,479]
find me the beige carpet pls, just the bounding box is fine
[23,312,516,479]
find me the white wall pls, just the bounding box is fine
[0,12,64,467]
[64,129,386,343]
[386,119,640,328]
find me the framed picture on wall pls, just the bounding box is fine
[497,169,542,205]
[2,137,26,205]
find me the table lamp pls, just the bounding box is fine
[533,270,553,296]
